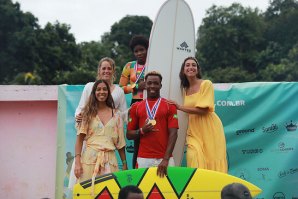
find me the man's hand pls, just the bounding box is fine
[157,159,169,178]
[142,120,159,133]
[122,164,128,170]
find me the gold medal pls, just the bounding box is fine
[131,83,136,88]
[148,119,156,126]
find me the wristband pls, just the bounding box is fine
[75,153,81,157]
[122,160,127,164]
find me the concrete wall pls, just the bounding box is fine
[0,86,57,199]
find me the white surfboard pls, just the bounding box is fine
[145,0,195,165]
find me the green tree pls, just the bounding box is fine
[102,15,152,47]
[51,16,152,84]
[196,3,266,82]
[54,66,96,85]
[264,0,298,60]
[0,0,39,84]
[101,15,152,81]
[255,41,283,68]
[35,22,82,84]
[259,43,298,81]
[78,41,108,72]
[55,41,107,85]
[207,67,257,83]
[11,72,41,85]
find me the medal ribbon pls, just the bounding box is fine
[134,62,146,84]
[145,98,161,120]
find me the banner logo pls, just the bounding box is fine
[126,142,134,153]
[262,124,278,133]
[256,167,272,182]
[236,128,255,136]
[176,41,191,53]
[236,169,250,180]
[257,167,270,171]
[285,120,297,132]
[278,168,298,178]
[278,142,294,151]
[216,100,245,107]
[242,148,263,155]
[273,192,285,199]
[271,142,294,153]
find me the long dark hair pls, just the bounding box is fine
[179,57,202,89]
[81,79,115,132]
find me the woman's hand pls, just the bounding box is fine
[75,113,83,123]
[168,100,209,115]
[74,159,83,179]
[167,99,181,110]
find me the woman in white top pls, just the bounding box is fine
[69,57,128,189]
[75,57,127,121]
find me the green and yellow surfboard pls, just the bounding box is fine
[73,167,262,199]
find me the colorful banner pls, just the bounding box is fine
[56,82,298,199]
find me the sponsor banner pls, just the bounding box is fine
[57,82,298,198]
[215,82,298,198]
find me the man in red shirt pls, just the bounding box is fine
[127,71,179,177]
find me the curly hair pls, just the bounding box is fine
[81,79,115,133]
[129,35,149,51]
[145,70,163,82]
[179,57,202,89]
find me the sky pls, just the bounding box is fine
[13,0,270,43]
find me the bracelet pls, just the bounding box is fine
[122,160,127,164]
[75,153,81,157]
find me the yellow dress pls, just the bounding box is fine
[77,110,126,182]
[184,80,227,173]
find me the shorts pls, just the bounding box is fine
[137,157,175,168]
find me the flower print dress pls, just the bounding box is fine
[77,110,126,183]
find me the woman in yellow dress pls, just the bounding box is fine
[74,79,127,193]
[169,57,227,173]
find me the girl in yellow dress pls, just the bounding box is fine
[74,79,127,193]
[169,57,227,173]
